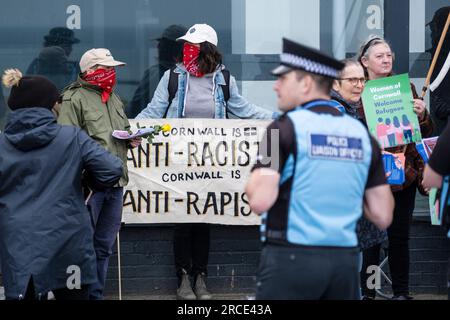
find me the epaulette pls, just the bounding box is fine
[61,82,82,101]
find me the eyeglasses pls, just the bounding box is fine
[340,77,366,86]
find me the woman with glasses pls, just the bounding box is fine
[331,58,389,299]
[331,58,366,123]
[357,36,433,300]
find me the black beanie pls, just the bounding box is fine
[7,75,60,110]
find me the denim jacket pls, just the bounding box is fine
[136,64,278,120]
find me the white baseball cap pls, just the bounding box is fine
[177,24,218,46]
[79,48,126,73]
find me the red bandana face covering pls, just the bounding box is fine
[83,68,116,103]
[183,43,204,77]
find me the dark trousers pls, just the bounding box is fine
[361,183,417,297]
[360,183,416,297]
[173,223,210,286]
[448,248,450,300]
[360,243,382,298]
[7,279,88,300]
[256,244,360,300]
[388,183,417,296]
[52,287,89,300]
[86,187,124,300]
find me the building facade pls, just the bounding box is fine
[0,0,449,298]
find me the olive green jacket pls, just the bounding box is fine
[58,77,130,187]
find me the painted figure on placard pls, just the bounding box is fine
[385,117,396,147]
[376,117,389,148]
[393,116,404,145]
[401,114,414,143]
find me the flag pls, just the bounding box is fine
[430,50,450,92]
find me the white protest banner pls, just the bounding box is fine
[123,119,273,225]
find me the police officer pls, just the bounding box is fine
[245,38,394,300]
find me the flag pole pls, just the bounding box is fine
[421,12,450,98]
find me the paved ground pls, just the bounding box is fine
[105,293,448,300]
[1,286,446,300]
[105,293,255,300]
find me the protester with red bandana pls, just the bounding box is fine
[137,24,277,300]
[58,48,141,300]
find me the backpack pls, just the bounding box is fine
[163,67,231,118]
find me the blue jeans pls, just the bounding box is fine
[86,187,123,300]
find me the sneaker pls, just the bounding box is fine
[194,273,212,300]
[176,270,196,300]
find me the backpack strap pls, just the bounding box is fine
[220,69,231,118]
[220,69,231,102]
[165,68,231,118]
[165,67,179,119]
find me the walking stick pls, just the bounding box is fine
[421,12,450,98]
[117,231,122,300]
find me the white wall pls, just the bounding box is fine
[241,81,278,112]
[409,0,426,53]
[233,0,321,54]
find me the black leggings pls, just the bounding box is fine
[387,183,417,296]
[173,223,210,286]
[360,183,417,297]
[52,286,89,300]
[360,243,383,298]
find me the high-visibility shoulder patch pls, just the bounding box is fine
[308,133,363,162]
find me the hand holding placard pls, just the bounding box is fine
[113,123,171,144]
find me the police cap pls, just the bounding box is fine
[272,38,344,79]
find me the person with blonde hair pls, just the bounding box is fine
[357,36,433,300]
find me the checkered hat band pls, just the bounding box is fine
[280,53,339,78]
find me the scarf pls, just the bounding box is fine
[330,89,364,120]
[183,43,204,77]
[83,68,116,103]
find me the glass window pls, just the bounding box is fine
[1,0,392,127]
[1,0,442,218]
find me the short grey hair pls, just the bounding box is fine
[357,35,395,77]
[357,35,394,63]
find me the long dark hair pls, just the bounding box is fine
[198,42,222,74]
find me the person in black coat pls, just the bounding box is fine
[422,121,450,300]
[428,6,450,135]
[0,69,123,300]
